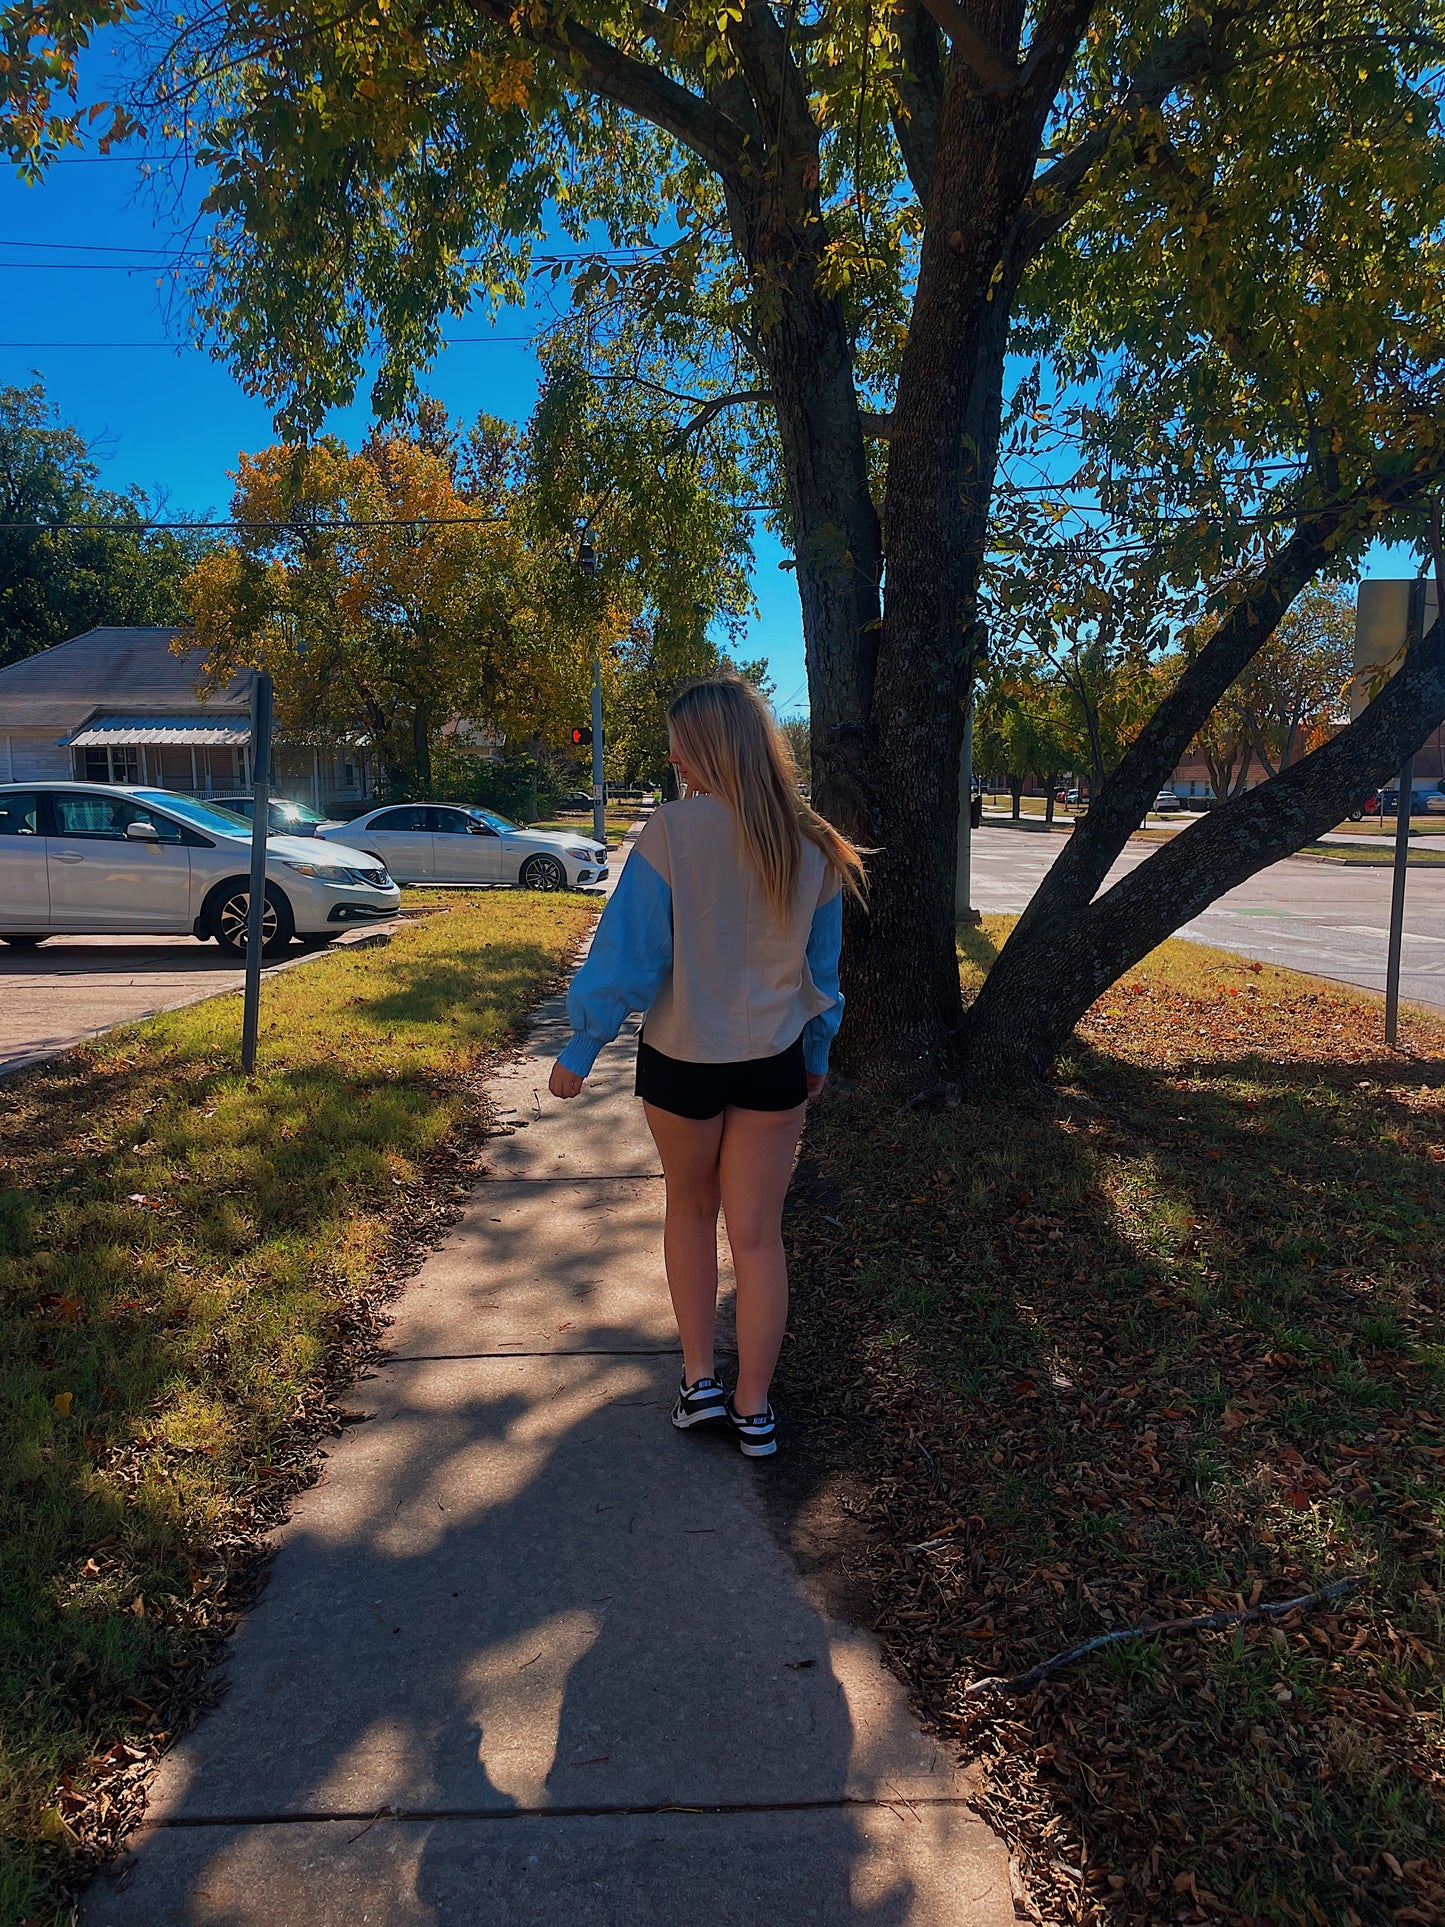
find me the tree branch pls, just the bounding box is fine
[462,0,754,183]
[1013,13,1230,262]
[1019,462,1445,921]
[664,389,772,451]
[916,0,1022,90]
[1073,604,1445,997]
[966,1578,1364,1697]
[890,1,944,200]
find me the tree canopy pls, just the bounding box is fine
[183,393,756,794]
[0,380,211,668]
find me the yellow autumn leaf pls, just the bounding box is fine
[53,1391,73,1416]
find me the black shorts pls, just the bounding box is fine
[635,1034,808,1120]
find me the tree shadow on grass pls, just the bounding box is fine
[772,1045,1445,1923]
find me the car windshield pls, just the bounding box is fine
[133,791,253,836]
[469,809,518,834]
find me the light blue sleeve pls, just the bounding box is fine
[556,852,673,1077]
[801,889,844,1076]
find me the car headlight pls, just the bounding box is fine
[283,859,356,882]
[565,846,595,862]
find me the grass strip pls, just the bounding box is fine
[780,923,1445,1927]
[0,891,594,1924]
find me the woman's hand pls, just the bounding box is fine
[549,1062,585,1100]
[806,1071,828,1101]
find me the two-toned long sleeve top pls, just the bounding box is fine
[556,794,844,1079]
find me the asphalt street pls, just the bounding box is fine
[969,823,1445,1013]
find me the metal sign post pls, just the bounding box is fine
[241,670,273,1075]
[1385,751,1414,1047]
[1354,576,1436,1049]
[955,695,981,924]
[591,647,606,850]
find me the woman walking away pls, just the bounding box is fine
[548,678,865,1458]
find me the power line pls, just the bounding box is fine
[0,237,202,255]
[0,515,511,530]
[0,336,535,348]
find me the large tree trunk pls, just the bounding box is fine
[827,16,1068,1083]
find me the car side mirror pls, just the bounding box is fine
[125,820,162,842]
[468,822,495,836]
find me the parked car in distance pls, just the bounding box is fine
[1380,787,1445,815]
[317,803,608,889]
[0,784,399,955]
[211,794,330,837]
[558,791,596,812]
[1151,790,1185,813]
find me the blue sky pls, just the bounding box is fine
[0,142,812,713]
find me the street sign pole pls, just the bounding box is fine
[241,669,273,1075]
[591,647,605,849]
[1383,576,1427,1049]
[1384,751,1413,1047]
[955,694,980,924]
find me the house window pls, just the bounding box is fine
[343,761,356,788]
[82,746,140,784]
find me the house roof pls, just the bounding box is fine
[0,628,254,731]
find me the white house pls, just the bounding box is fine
[0,627,373,810]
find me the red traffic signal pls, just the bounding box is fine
[571,725,593,747]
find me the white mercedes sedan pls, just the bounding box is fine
[317,804,608,890]
[0,784,400,955]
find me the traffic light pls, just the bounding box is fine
[570,725,593,748]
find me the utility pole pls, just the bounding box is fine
[241,668,273,1075]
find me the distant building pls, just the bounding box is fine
[0,627,372,810]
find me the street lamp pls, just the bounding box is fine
[578,538,606,849]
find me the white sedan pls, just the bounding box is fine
[318,804,608,890]
[0,783,400,955]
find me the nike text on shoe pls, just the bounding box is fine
[726,1397,777,1458]
[672,1375,728,1429]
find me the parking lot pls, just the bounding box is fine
[0,934,377,1077]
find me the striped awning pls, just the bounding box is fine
[66,715,251,748]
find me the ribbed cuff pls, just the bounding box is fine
[801,1029,831,1076]
[557,1031,605,1076]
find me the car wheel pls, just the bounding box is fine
[208,881,295,957]
[520,854,568,892]
[0,933,46,948]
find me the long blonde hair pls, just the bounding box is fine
[666,677,866,922]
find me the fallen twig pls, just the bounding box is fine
[964,1576,1365,1696]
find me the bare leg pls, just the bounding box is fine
[719,1102,807,1413]
[643,1102,725,1384]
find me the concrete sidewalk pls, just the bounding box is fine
[83,896,1014,1922]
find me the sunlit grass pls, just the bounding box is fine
[0,890,593,1922]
